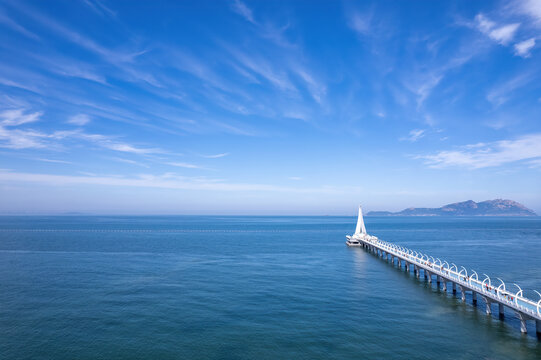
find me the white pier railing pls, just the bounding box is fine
[347,205,541,337]
[356,236,541,336]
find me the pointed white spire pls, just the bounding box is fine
[355,205,367,234]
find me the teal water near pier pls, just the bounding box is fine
[1,216,540,359]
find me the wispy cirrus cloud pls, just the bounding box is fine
[67,114,91,126]
[475,14,520,45]
[517,0,541,25]
[201,153,229,159]
[166,162,205,169]
[401,129,426,142]
[231,0,255,24]
[514,37,536,57]
[6,0,156,89]
[82,0,116,18]
[0,170,355,194]
[418,133,541,169]
[0,109,47,149]
[0,10,39,40]
[0,108,162,154]
[0,108,42,126]
[294,68,326,104]
[348,11,372,36]
[486,71,533,106]
[109,157,149,168]
[35,158,72,164]
[103,142,160,154]
[226,47,296,92]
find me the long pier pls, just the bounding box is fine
[347,206,541,337]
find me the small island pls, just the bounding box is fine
[366,199,537,217]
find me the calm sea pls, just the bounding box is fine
[1,216,540,359]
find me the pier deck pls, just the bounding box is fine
[348,205,541,337]
[357,236,541,336]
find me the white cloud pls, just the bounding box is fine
[514,37,536,57]
[519,0,541,24]
[109,157,149,168]
[486,72,532,106]
[0,109,47,149]
[231,0,255,24]
[35,158,72,164]
[476,13,496,33]
[103,142,159,154]
[0,170,353,194]
[167,162,205,169]
[475,14,520,45]
[82,0,116,18]
[415,75,442,107]
[294,68,326,104]
[0,109,42,126]
[0,77,40,94]
[348,12,371,35]
[0,10,39,40]
[0,127,48,149]
[401,129,425,142]
[67,114,91,126]
[489,23,520,44]
[0,109,162,154]
[228,48,296,92]
[419,133,541,169]
[202,153,229,158]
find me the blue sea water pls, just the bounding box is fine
[0,216,540,359]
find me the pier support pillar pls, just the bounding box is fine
[427,272,432,283]
[416,266,420,278]
[472,292,477,306]
[517,313,527,334]
[424,270,427,280]
[483,297,492,315]
[436,276,441,289]
[405,262,409,272]
[499,303,504,319]
[452,282,456,294]
[536,320,541,338]
[459,286,466,302]
[442,280,447,292]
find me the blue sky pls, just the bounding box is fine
[0,0,540,215]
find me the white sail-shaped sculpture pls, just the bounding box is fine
[354,205,367,235]
[346,204,377,246]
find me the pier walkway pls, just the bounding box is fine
[347,206,541,337]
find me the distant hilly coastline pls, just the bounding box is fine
[366,199,537,217]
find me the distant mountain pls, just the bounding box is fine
[366,199,537,217]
